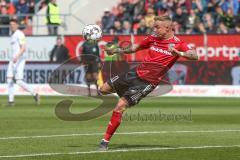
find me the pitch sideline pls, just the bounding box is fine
[0,144,240,158]
[0,129,240,140]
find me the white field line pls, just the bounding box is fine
[0,129,240,140]
[0,145,240,158]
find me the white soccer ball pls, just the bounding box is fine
[82,24,102,42]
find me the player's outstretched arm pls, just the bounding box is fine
[169,48,199,60]
[105,44,142,56]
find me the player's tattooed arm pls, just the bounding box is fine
[117,44,142,54]
[169,48,199,60]
[105,44,142,55]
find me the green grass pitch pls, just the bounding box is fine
[0,96,240,160]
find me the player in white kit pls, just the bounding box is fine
[6,19,40,106]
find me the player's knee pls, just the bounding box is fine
[7,78,14,85]
[99,83,112,95]
[114,98,128,113]
[16,79,23,85]
[93,73,98,80]
[99,86,107,95]
[114,105,127,113]
[85,78,92,84]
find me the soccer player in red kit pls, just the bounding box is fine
[98,16,198,150]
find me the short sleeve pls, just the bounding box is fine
[18,32,26,45]
[139,35,152,49]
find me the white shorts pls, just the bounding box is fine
[7,59,26,80]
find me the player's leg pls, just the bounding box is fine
[90,61,101,95]
[7,61,15,105]
[85,62,94,96]
[98,82,115,95]
[15,59,40,104]
[99,72,132,150]
[99,70,156,150]
[99,72,129,96]
[16,79,36,96]
[85,73,92,96]
[99,97,128,150]
[92,72,100,95]
[7,78,15,105]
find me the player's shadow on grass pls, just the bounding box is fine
[65,145,83,148]
[110,144,172,149]
[66,144,172,149]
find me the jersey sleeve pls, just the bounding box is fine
[139,35,152,49]
[177,41,193,52]
[18,32,26,45]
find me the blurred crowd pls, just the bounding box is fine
[100,0,240,35]
[0,0,51,35]
[0,0,35,35]
[0,0,38,35]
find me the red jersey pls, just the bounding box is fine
[136,34,191,85]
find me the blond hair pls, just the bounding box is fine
[154,16,172,22]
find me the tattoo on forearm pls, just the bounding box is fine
[114,47,135,54]
[122,47,135,54]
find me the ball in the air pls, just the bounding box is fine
[82,24,102,42]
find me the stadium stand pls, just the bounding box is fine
[1,0,239,35]
[100,0,240,35]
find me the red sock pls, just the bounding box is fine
[104,111,122,142]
